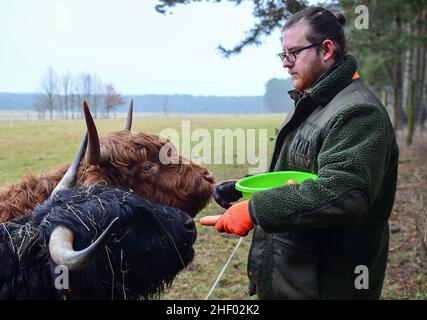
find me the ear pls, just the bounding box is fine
[321,39,336,62]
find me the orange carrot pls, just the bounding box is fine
[287,179,298,185]
[200,215,222,226]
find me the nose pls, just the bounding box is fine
[282,59,294,69]
[203,172,215,184]
[184,218,196,231]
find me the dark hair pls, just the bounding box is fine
[284,7,347,61]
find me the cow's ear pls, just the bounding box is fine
[123,98,133,131]
[83,101,109,165]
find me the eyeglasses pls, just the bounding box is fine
[277,43,320,63]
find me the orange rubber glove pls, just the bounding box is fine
[214,200,253,237]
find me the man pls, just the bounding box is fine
[201,7,399,299]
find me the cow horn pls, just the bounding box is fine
[123,98,133,131]
[83,101,109,165]
[51,132,88,198]
[48,217,120,271]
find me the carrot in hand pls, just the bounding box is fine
[200,215,222,226]
[202,179,297,227]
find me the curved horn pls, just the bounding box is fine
[51,133,88,198]
[123,98,133,131]
[49,217,120,271]
[83,101,109,165]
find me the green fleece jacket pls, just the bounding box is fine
[247,55,399,299]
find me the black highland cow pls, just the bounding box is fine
[0,185,196,300]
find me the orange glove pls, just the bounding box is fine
[215,200,253,237]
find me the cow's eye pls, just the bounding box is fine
[143,162,153,171]
[134,143,145,149]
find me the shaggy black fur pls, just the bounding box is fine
[0,186,196,300]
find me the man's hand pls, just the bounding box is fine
[215,200,253,237]
[200,201,253,236]
[213,180,243,209]
[203,179,297,236]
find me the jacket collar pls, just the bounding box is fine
[288,55,358,107]
[288,90,303,104]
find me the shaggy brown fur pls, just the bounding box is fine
[0,130,214,222]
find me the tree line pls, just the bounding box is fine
[35,67,124,120]
[34,66,292,116]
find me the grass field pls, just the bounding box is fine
[0,115,426,300]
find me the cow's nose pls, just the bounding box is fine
[184,218,196,231]
[203,172,215,184]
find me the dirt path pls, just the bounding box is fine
[382,132,427,299]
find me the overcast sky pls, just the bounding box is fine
[0,0,291,96]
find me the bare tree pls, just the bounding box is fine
[33,100,46,119]
[36,66,58,120]
[59,71,72,119]
[90,74,104,119]
[74,73,104,119]
[34,68,125,120]
[69,83,77,119]
[71,74,85,119]
[104,83,124,118]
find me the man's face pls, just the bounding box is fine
[282,23,325,92]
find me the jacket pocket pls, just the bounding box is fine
[287,122,320,171]
[271,235,319,299]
